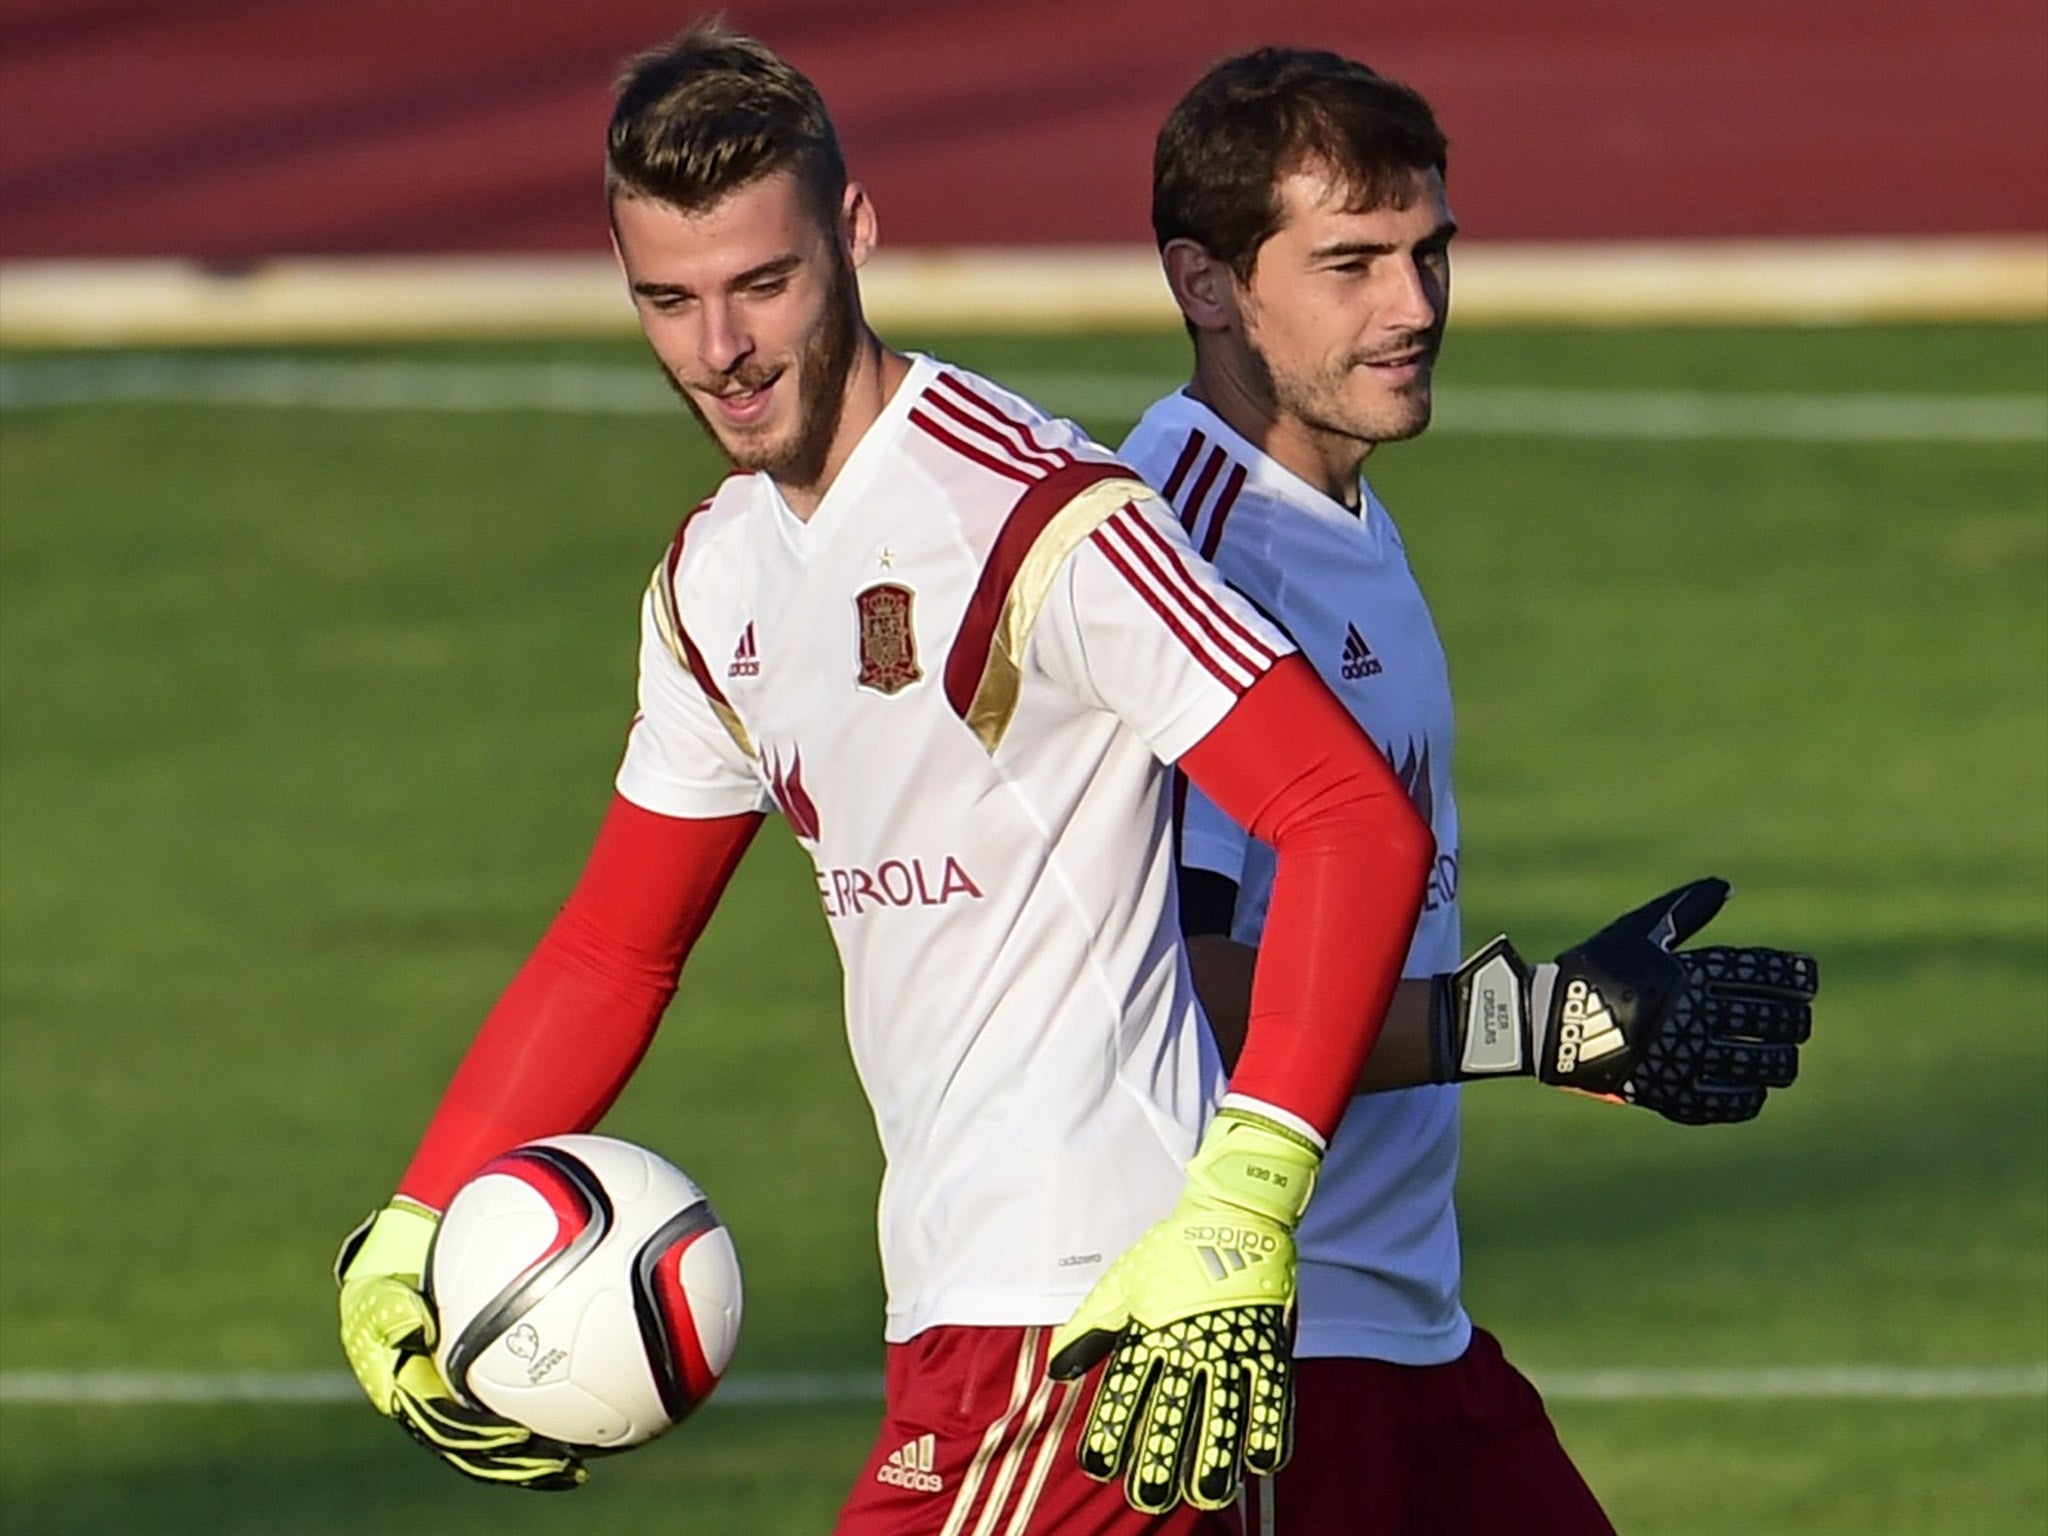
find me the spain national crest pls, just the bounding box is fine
[855,583,921,695]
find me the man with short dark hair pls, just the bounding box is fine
[1122,47,1818,1532]
[335,24,1438,1533]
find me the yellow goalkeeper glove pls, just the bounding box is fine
[1047,1105,1320,1513]
[336,1199,586,1491]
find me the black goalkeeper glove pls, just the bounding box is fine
[1432,878,1818,1124]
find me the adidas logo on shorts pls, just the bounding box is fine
[877,1431,944,1493]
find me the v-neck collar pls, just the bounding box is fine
[1175,392,1383,518]
[764,353,939,554]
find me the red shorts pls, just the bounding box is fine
[834,1324,1239,1536]
[1236,1328,1613,1536]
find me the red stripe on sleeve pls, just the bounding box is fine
[1090,525,1244,695]
[660,506,736,709]
[1180,446,1228,530]
[942,459,1138,719]
[911,408,1043,485]
[1118,507,1277,666]
[1198,463,1248,561]
[1099,509,1275,681]
[921,386,1066,476]
[1161,429,1207,504]
[661,493,714,593]
[930,373,1074,473]
[677,625,729,708]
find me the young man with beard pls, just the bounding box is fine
[1117,49,1819,1534]
[334,23,1438,1534]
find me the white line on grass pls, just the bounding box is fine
[2,1365,2043,1408]
[1,357,2043,444]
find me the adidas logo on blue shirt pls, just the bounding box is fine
[1341,624,1383,681]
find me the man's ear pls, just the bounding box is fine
[1161,238,1240,332]
[843,181,878,269]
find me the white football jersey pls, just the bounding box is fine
[1123,392,1472,1366]
[617,356,1292,1342]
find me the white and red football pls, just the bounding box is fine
[427,1134,743,1450]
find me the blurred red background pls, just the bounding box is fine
[2,0,2043,260]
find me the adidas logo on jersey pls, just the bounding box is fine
[1554,979,1627,1074]
[877,1432,943,1493]
[1340,624,1383,680]
[728,622,759,677]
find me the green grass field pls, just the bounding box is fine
[2,323,2044,1534]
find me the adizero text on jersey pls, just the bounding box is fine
[1124,393,1471,1367]
[618,358,1292,1342]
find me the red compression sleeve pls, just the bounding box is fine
[397,795,761,1209]
[1178,655,1434,1142]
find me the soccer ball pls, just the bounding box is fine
[427,1133,742,1450]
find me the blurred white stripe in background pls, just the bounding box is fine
[2,238,2043,347]
[3,355,2041,445]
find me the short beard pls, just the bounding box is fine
[1248,338,1435,452]
[668,253,861,488]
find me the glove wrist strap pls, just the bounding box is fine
[338,1198,440,1286]
[1436,936,1543,1080]
[1187,1104,1322,1227]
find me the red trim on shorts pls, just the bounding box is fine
[835,1325,1237,1536]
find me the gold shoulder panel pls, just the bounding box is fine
[964,476,1152,754]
